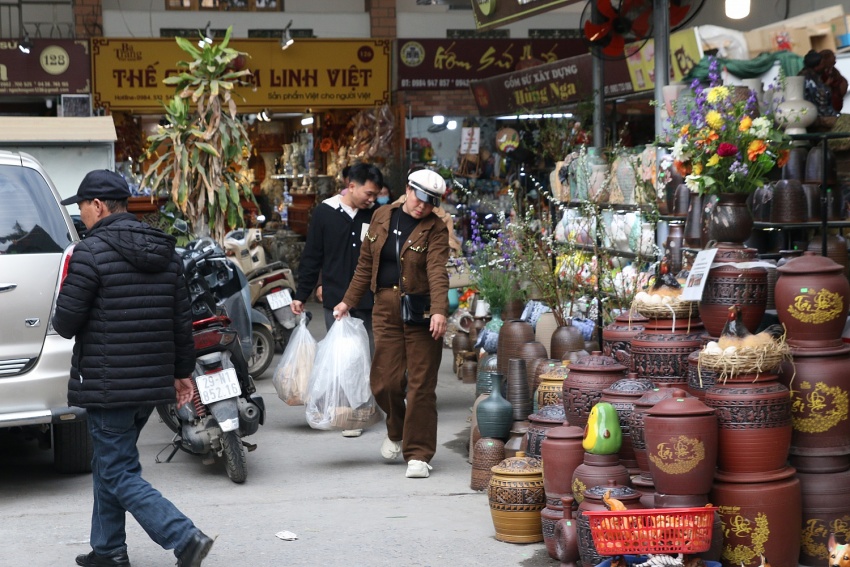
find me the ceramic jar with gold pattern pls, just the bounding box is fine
[488,451,545,543]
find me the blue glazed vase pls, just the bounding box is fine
[477,373,513,440]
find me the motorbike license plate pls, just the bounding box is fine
[195,368,241,405]
[267,288,292,310]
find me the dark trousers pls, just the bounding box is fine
[371,288,442,463]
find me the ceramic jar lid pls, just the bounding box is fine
[491,451,543,474]
[570,351,627,373]
[583,480,641,503]
[539,363,570,381]
[602,373,654,397]
[545,422,584,440]
[528,404,566,424]
[646,388,715,416]
[777,251,844,275]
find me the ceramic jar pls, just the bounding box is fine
[516,341,548,390]
[577,482,643,567]
[644,389,718,499]
[536,362,569,409]
[796,468,850,567]
[562,352,627,428]
[708,192,754,246]
[571,453,630,506]
[807,234,849,277]
[471,437,505,491]
[476,373,512,440]
[451,333,471,372]
[703,373,792,477]
[711,467,802,567]
[698,245,768,338]
[601,373,654,473]
[775,252,850,349]
[554,496,580,567]
[630,386,689,487]
[476,366,499,398]
[770,179,808,223]
[540,422,585,505]
[504,421,529,459]
[602,311,647,369]
[630,317,706,388]
[686,350,719,400]
[488,451,545,543]
[778,344,850,472]
[551,320,586,361]
[666,221,686,273]
[525,404,567,460]
[776,75,818,136]
[506,358,532,421]
[497,319,535,377]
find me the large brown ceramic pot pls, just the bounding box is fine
[703,373,792,477]
[778,344,850,472]
[808,233,850,278]
[775,253,850,349]
[516,341,548,391]
[630,317,706,387]
[488,451,545,543]
[708,192,753,246]
[699,245,768,338]
[644,389,718,498]
[686,350,719,400]
[570,452,629,506]
[629,385,690,486]
[551,320,586,361]
[600,373,654,473]
[525,404,566,460]
[797,468,850,567]
[602,311,646,369]
[536,361,569,409]
[471,437,505,491]
[540,422,585,504]
[497,319,535,377]
[711,467,802,567]
[576,481,643,567]
[562,351,627,428]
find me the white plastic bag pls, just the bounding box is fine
[272,314,317,406]
[305,316,383,430]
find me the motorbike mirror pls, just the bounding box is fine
[173,219,189,233]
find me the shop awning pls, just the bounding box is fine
[0,117,117,144]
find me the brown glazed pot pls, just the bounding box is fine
[496,319,535,377]
[471,437,505,491]
[703,374,792,477]
[451,332,471,372]
[708,192,753,246]
[601,373,655,473]
[542,502,567,560]
[551,321,586,361]
[540,422,585,503]
[711,467,802,567]
[775,252,850,349]
[602,311,647,369]
[525,404,567,460]
[644,389,718,497]
[629,385,690,484]
[630,317,706,387]
[488,451,545,543]
[771,179,808,223]
[535,361,569,410]
[807,233,849,277]
[502,298,526,320]
[778,344,850,471]
[516,341,549,391]
[570,452,630,506]
[796,468,850,567]
[686,350,719,400]
[506,358,532,421]
[577,481,643,567]
[554,496,580,567]
[698,245,768,338]
[562,351,627,429]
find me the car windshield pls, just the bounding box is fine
[0,165,72,255]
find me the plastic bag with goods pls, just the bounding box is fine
[304,316,383,430]
[272,314,317,406]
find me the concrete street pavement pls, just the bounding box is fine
[0,302,556,566]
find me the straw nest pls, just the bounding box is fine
[631,295,698,320]
[697,336,791,381]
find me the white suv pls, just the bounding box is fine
[0,150,91,473]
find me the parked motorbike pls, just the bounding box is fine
[157,238,265,483]
[224,218,298,377]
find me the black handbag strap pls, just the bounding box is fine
[394,210,406,295]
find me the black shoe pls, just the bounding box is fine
[75,550,131,567]
[177,531,214,567]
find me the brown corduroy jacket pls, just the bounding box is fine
[342,201,450,317]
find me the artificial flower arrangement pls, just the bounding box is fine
[466,209,525,318]
[669,58,792,196]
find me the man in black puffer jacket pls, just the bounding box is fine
[53,170,213,567]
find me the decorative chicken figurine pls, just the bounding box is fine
[652,256,681,290]
[721,305,752,340]
[582,402,622,455]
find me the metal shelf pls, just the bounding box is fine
[753,221,850,229]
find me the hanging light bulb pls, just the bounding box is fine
[725,0,750,19]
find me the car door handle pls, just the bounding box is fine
[0,283,17,293]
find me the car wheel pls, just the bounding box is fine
[53,420,93,474]
[248,323,275,378]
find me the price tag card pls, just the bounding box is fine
[680,248,719,301]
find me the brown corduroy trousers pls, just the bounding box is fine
[370,287,443,463]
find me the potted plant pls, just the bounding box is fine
[140,27,255,242]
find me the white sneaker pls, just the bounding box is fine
[405,460,433,478]
[341,429,363,437]
[380,437,402,460]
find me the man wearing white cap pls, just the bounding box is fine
[334,169,450,478]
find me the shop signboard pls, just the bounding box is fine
[91,38,391,112]
[471,0,585,31]
[0,39,90,96]
[469,52,634,116]
[624,28,702,92]
[396,38,586,90]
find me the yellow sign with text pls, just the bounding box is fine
[91,38,391,112]
[625,28,702,92]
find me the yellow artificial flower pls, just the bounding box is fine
[706,154,720,167]
[706,86,729,103]
[706,110,724,130]
[739,116,753,132]
[680,124,690,136]
[693,162,704,175]
[747,139,767,161]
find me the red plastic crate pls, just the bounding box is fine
[583,507,716,556]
